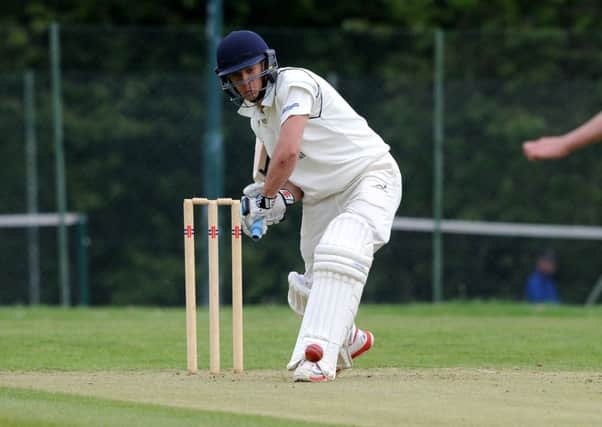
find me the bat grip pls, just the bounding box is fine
[250,218,264,241]
[241,196,264,241]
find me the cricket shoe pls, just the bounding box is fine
[336,326,374,372]
[349,327,374,360]
[292,360,333,383]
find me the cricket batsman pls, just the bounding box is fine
[215,30,402,382]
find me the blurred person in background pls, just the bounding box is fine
[523,111,602,160]
[525,249,560,304]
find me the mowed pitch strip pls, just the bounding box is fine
[1,369,600,426]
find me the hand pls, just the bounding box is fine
[522,136,572,161]
[240,189,295,231]
[242,182,265,197]
[254,190,295,225]
[240,196,268,240]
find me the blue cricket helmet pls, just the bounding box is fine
[216,30,269,76]
[215,30,278,106]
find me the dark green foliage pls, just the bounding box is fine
[0,4,601,305]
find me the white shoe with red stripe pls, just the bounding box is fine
[336,326,374,372]
[293,360,332,382]
[291,329,374,381]
[349,327,374,359]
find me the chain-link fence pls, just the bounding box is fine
[1,26,600,305]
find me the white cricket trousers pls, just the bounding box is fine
[300,153,402,280]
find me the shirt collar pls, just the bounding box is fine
[261,80,276,107]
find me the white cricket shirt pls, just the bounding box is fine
[238,67,390,203]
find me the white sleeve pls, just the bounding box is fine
[279,86,314,125]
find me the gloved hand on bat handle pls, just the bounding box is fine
[241,182,295,225]
[242,181,265,198]
[254,189,295,225]
[240,185,296,240]
[240,196,267,241]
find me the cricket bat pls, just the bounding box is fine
[252,139,270,182]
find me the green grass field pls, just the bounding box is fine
[1,303,601,426]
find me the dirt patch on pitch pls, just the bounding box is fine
[1,368,601,426]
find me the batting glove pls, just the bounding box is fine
[240,196,268,240]
[255,189,295,225]
[242,182,265,197]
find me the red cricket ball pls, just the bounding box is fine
[304,343,323,362]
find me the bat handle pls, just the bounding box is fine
[241,196,264,241]
[250,218,264,241]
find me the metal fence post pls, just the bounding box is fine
[76,215,90,306]
[202,0,223,306]
[24,69,40,305]
[433,29,445,303]
[50,22,70,306]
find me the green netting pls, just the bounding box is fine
[0,26,600,304]
[0,226,85,305]
[0,75,26,211]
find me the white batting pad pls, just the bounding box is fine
[337,325,357,370]
[287,213,373,377]
[287,272,310,317]
[288,271,359,370]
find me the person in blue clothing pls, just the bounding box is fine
[525,249,560,304]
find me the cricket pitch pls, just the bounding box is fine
[1,368,600,426]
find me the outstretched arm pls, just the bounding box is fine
[523,112,602,161]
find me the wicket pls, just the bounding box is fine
[183,197,243,375]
